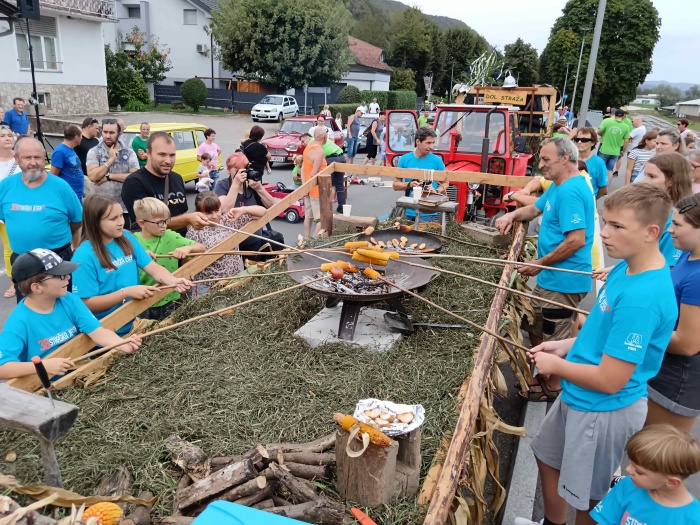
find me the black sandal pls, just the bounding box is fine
[517,375,561,402]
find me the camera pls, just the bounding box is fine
[245,164,263,182]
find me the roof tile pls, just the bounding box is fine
[348,36,392,72]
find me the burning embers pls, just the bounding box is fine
[310,269,393,295]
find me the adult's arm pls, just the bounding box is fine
[86,145,117,183]
[596,186,608,199]
[70,222,81,250]
[109,150,140,183]
[625,155,636,185]
[169,213,209,231]
[309,148,324,177]
[249,180,275,208]
[219,170,246,214]
[494,204,542,235]
[347,115,354,139]
[537,229,586,267]
[667,303,700,356]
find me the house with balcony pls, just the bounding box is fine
[0,0,115,115]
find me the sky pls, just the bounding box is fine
[407,0,698,84]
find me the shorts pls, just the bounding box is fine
[522,285,586,341]
[597,152,619,172]
[140,300,179,321]
[304,196,321,221]
[346,137,358,157]
[366,144,378,159]
[531,397,647,509]
[647,352,700,417]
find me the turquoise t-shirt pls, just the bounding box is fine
[659,211,683,267]
[397,151,446,220]
[561,261,676,412]
[0,173,82,253]
[599,118,631,155]
[72,231,153,334]
[534,175,594,294]
[51,143,85,198]
[584,155,608,196]
[0,293,101,366]
[590,476,700,525]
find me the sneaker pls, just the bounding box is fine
[513,519,543,525]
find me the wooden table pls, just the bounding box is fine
[394,197,458,234]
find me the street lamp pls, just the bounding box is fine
[561,63,571,109]
[570,27,592,117]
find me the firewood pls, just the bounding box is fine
[165,435,211,481]
[94,468,132,511]
[252,499,274,510]
[277,451,336,466]
[125,490,153,525]
[172,474,191,516]
[176,459,257,511]
[268,498,345,525]
[284,462,332,480]
[233,486,271,507]
[210,446,264,472]
[219,476,267,502]
[269,462,319,503]
[271,494,290,507]
[264,433,335,458]
[159,517,194,525]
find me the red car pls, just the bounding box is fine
[263,116,344,165]
[264,182,306,223]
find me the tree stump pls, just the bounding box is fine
[335,427,421,507]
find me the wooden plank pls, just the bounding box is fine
[9,173,329,393]
[0,384,78,441]
[177,458,258,510]
[423,221,527,525]
[318,173,333,236]
[38,437,62,487]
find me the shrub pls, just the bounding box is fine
[171,100,185,110]
[387,91,418,110]
[180,77,208,112]
[390,68,416,91]
[336,85,361,104]
[360,90,388,111]
[318,104,358,125]
[123,100,148,112]
[104,45,150,108]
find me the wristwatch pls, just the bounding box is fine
[106,173,112,181]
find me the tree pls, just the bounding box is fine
[503,38,539,87]
[539,28,594,105]
[104,45,150,107]
[336,85,361,104]
[654,84,683,107]
[390,68,416,91]
[544,0,660,108]
[427,22,446,98]
[351,12,389,49]
[386,7,432,92]
[211,0,353,90]
[123,27,172,85]
[685,85,700,101]
[440,27,489,94]
[181,77,208,112]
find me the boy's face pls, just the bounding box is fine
[626,462,679,491]
[600,207,659,259]
[33,274,70,299]
[138,214,169,237]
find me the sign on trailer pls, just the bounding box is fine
[483,90,527,105]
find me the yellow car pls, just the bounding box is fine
[123,123,222,183]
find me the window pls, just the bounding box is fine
[36,93,51,108]
[127,6,141,18]
[183,9,197,25]
[195,130,205,146]
[172,131,195,151]
[15,16,59,71]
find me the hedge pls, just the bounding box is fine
[387,90,417,110]
[360,90,388,110]
[336,85,361,104]
[317,104,358,125]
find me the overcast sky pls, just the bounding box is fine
[408,0,697,84]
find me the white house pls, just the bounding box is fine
[0,0,115,115]
[675,99,700,118]
[632,94,660,105]
[344,37,392,92]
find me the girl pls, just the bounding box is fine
[656,128,687,156]
[625,130,657,185]
[72,195,192,334]
[689,150,700,194]
[335,112,343,131]
[186,191,266,296]
[320,105,332,119]
[646,193,700,432]
[0,125,20,298]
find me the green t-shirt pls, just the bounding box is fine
[134,230,195,306]
[553,132,569,138]
[598,118,631,155]
[132,135,149,167]
[418,115,429,127]
[321,141,343,156]
[622,117,633,134]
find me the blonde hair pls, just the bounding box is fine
[293,154,303,166]
[604,183,672,233]
[133,197,171,221]
[627,424,700,478]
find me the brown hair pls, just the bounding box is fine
[577,160,587,172]
[147,131,175,151]
[674,194,700,229]
[604,183,673,233]
[200,152,211,161]
[194,191,221,214]
[249,125,265,142]
[17,273,50,297]
[64,125,81,140]
[80,195,134,270]
[627,424,700,478]
[575,127,598,147]
[646,153,692,203]
[637,129,658,150]
[679,118,689,127]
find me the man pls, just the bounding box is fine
[678,118,696,140]
[309,115,329,139]
[368,97,380,114]
[50,125,84,200]
[302,127,328,239]
[495,137,594,401]
[345,108,362,164]
[5,98,31,135]
[0,138,82,301]
[122,131,209,236]
[131,122,150,167]
[356,101,368,115]
[597,109,630,181]
[418,109,430,128]
[74,117,100,175]
[85,119,138,228]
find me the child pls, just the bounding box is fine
[514,184,678,525]
[590,425,700,525]
[71,195,192,335]
[186,192,264,296]
[196,153,214,193]
[133,198,205,320]
[0,248,141,380]
[291,155,303,186]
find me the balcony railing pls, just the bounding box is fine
[40,0,117,21]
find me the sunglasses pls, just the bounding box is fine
[102,119,117,125]
[143,217,171,228]
[39,274,69,282]
[573,138,593,143]
[678,202,698,215]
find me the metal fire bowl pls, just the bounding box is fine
[286,250,440,302]
[356,229,442,253]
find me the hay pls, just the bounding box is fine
[0,222,502,523]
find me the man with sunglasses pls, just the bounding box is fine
[74,117,100,176]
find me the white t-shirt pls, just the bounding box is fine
[0,158,20,181]
[628,125,647,149]
[356,105,367,115]
[369,102,380,114]
[309,125,329,139]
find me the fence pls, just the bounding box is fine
[154,85,234,110]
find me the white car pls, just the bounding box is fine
[251,95,299,122]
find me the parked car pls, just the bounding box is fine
[263,116,345,165]
[123,123,220,183]
[342,114,379,151]
[251,95,299,122]
[264,182,305,223]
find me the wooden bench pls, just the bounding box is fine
[394,197,458,235]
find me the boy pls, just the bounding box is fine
[133,198,205,321]
[591,425,700,524]
[196,153,214,192]
[0,249,141,379]
[514,184,678,525]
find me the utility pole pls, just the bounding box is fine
[449,62,454,103]
[578,0,606,125]
[570,27,591,117]
[561,63,571,108]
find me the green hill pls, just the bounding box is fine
[374,0,468,30]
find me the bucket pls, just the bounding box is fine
[193,501,309,525]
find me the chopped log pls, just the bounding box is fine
[278,451,336,466]
[125,490,153,525]
[269,462,318,503]
[159,517,194,525]
[264,432,336,457]
[233,486,271,507]
[176,459,257,511]
[210,446,264,472]
[165,435,211,481]
[172,474,192,516]
[271,494,289,507]
[252,499,274,510]
[219,476,267,502]
[268,498,345,525]
[284,462,332,480]
[318,173,333,236]
[95,468,132,511]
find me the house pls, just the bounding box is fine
[0,0,115,115]
[343,36,392,92]
[632,94,660,105]
[675,99,700,118]
[102,0,232,88]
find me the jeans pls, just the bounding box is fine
[597,152,619,172]
[346,137,358,157]
[332,172,346,211]
[209,169,219,190]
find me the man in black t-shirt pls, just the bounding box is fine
[121,132,208,235]
[74,117,100,175]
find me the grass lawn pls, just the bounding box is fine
[631,108,700,131]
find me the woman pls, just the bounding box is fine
[0,125,20,297]
[645,193,700,432]
[656,128,687,156]
[320,105,332,119]
[625,130,657,185]
[574,127,608,199]
[240,125,270,176]
[690,150,700,193]
[335,112,343,131]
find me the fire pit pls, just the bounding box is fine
[356,229,442,254]
[287,250,439,340]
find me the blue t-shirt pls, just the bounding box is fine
[584,155,608,196]
[561,261,676,412]
[0,293,101,366]
[72,231,153,334]
[5,108,30,135]
[590,476,700,525]
[0,174,82,253]
[671,252,700,329]
[534,175,594,293]
[51,143,85,198]
[397,151,446,220]
[659,212,683,267]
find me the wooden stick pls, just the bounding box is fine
[71,277,325,364]
[402,253,594,276]
[153,248,346,258]
[395,259,588,315]
[157,268,312,290]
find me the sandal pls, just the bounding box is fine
[517,374,561,402]
[4,285,15,298]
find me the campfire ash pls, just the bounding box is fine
[307,271,393,295]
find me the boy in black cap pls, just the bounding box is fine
[0,249,141,380]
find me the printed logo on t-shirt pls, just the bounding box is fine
[571,213,582,224]
[545,200,551,212]
[597,287,610,313]
[111,255,134,268]
[624,333,643,351]
[673,249,683,263]
[11,203,46,212]
[621,511,647,525]
[38,326,78,351]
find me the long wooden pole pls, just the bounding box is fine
[157,268,313,289]
[403,253,594,276]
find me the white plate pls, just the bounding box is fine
[271,156,286,163]
[354,398,425,437]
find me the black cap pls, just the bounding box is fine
[12,249,79,283]
[615,109,625,117]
